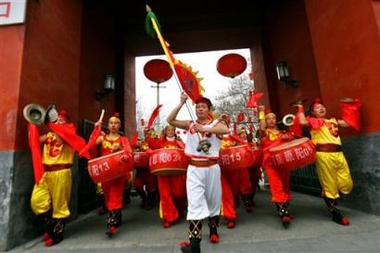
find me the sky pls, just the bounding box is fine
[135,48,251,134]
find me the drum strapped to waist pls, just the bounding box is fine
[149,148,188,176]
[219,145,261,171]
[132,152,150,169]
[269,137,316,171]
[315,143,342,152]
[87,150,133,183]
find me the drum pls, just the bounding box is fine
[149,148,189,176]
[87,150,133,183]
[219,145,256,171]
[251,147,263,168]
[269,137,316,171]
[132,152,150,169]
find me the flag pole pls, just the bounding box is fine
[146,5,197,124]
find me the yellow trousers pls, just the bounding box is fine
[315,152,353,199]
[30,169,72,219]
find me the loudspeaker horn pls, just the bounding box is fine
[23,104,47,125]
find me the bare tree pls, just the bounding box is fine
[213,72,260,142]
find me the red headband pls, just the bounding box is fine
[57,110,70,122]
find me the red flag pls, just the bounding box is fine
[147,104,163,129]
[341,99,361,131]
[174,61,204,103]
[246,92,263,108]
[28,123,44,184]
[79,125,102,159]
[237,112,245,122]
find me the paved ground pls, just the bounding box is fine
[9,189,380,253]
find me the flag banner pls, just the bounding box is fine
[145,5,204,103]
[246,91,263,108]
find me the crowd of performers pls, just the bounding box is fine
[26,93,361,251]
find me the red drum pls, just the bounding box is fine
[251,147,263,168]
[149,148,189,176]
[87,150,133,183]
[132,152,150,169]
[219,145,256,171]
[269,137,316,171]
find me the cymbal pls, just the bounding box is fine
[340,97,354,102]
[289,99,307,106]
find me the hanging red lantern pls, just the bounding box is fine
[216,53,247,78]
[143,59,173,84]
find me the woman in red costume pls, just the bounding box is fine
[219,117,255,229]
[259,106,294,228]
[296,98,360,226]
[93,113,132,236]
[148,125,187,228]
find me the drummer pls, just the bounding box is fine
[133,129,158,210]
[218,116,239,229]
[237,126,262,211]
[258,106,295,228]
[296,98,359,226]
[218,116,254,229]
[148,125,187,228]
[92,113,133,236]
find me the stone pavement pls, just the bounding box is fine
[9,189,380,253]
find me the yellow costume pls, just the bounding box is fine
[310,118,353,199]
[30,132,74,219]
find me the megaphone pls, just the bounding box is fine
[23,104,47,125]
[282,114,295,127]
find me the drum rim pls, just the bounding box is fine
[269,137,311,152]
[88,150,126,162]
[150,148,185,154]
[220,144,251,151]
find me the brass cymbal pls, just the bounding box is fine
[289,99,307,106]
[340,97,354,102]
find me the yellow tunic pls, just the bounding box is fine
[31,132,74,218]
[309,118,353,199]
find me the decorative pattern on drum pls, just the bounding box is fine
[132,152,150,169]
[88,150,133,183]
[269,138,316,171]
[149,148,188,176]
[219,145,255,171]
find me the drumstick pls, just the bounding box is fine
[98,109,105,123]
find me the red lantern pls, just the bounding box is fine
[217,53,247,78]
[143,59,173,84]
